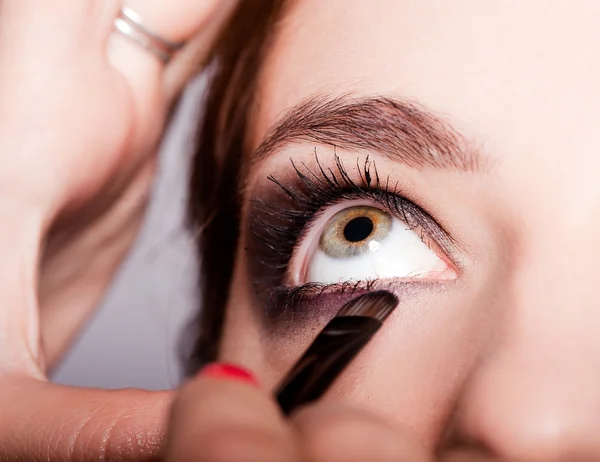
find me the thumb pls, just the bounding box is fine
[0,376,173,461]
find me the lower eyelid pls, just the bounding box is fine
[263,278,457,328]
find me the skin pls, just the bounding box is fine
[0,0,238,459]
[213,0,600,460]
[5,0,600,461]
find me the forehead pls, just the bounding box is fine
[254,0,600,178]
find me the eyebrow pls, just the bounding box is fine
[253,94,485,172]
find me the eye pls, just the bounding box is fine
[297,204,452,284]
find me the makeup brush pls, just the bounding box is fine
[275,290,398,416]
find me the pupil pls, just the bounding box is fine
[343,216,374,242]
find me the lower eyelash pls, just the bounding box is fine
[267,279,379,313]
[246,149,452,319]
[264,279,381,326]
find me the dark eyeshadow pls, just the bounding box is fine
[260,279,448,335]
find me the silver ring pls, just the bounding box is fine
[113,7,185,64]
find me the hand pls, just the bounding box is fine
[164,364,502,462]
[0,0,237,460]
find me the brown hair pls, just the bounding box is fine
[185,0,288,373]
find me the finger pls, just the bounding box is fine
[0,376,172,461]
[123,0,224,44]
[165,363,300,462]
[291,402,433,462]
[108,0,237,74]
[439,448,500,462]
[108,0,219,72]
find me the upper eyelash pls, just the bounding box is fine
[246,149,454,307]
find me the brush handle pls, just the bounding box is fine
[275,316,381,416]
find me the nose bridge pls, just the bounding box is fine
[456,229,600,460]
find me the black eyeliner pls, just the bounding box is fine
[275,290,398,416]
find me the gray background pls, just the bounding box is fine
[52,78,205,390]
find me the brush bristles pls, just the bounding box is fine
[335,291,398,322]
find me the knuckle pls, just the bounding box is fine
[70,392,167,461]
[104,415,164,461]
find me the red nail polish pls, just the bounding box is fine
[199,363,259,386]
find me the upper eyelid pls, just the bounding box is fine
[280,152,458,253]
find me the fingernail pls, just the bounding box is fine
[199,363,259,386]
